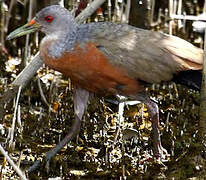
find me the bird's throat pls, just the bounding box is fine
[41,29,77,59]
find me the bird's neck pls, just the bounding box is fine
[43,27,77,59]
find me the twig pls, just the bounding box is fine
[0,144,27,180]
[0,2,6,47]
[59,0,64,7]
[177,0,182,29]
[113,97,141,146]
[24,0,33,65]
[120,1,125,23]
[113,96,126,145]
[170,14,206,21]
[37,77,49,107]
[169,0,174,35]
[17,105,22,128]
[204,0,206,13]
[8,86,22,149]
[0,52,42,119]
[17,151,23,167]
[108,0,112,21]
[5,0,16,34]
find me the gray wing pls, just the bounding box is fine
[79,22,203,84]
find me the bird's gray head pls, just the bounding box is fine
[36,5,77,35]
[7,5,78,40]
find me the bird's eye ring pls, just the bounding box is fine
[45,15,53,23]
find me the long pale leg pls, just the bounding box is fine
[107,95,167,160]
[28,87,90,172]
[145,99,168,160]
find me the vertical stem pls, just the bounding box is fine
[204,0,206,13]
[0,2,5,47]
[199,27,206,145]
[5,0,16,34]
[150,0,155,25]
[120,1,124,23]
[108,0,112,21]
[59,0,64,7]
[177,0,182,29]
[169,0,173,35]
[9,86,22,149]
[24,0,33,65]
[125,0,131,23]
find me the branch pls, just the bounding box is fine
[75,0,106,23]
[198,28,206,146]
[170,14,206,22]
[0,144,27,180]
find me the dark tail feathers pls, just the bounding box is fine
[173,70,202,91]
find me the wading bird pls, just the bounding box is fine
[7,5,203,171]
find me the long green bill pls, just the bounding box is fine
[7,19,41,40]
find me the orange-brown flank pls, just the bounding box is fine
[41,42,144,96]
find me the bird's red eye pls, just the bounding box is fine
[45,15,53,23]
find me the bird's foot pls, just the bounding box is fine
[27,150,55,173]
[154,145,169,162]
[144,99,169,161]
[27,159,41,173]
[139,148,168,169]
